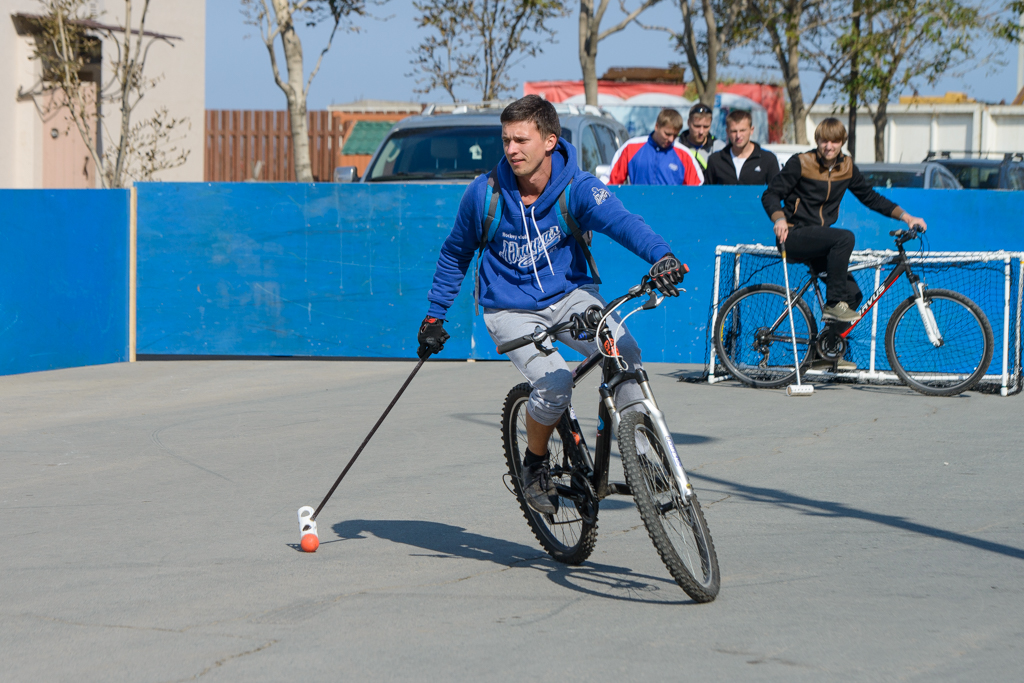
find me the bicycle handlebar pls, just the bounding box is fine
[889,226,923,244]
[496,274,663,355]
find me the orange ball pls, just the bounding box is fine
[300,533,319,553]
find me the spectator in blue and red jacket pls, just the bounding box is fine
[607,109,704,186]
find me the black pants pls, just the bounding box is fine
[780,226,862,308]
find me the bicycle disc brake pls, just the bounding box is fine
[816,323,848,361]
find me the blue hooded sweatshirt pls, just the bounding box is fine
[426,139,672,319]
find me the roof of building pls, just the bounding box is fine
[329,100,423,114]
[899,91,976,105]
[341,121,396,155]
[600,66,685,83]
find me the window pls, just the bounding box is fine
[929,168,956,189]
[592,125,620,163]
[862,171,925,188]
[1007,165,1024,191]
[579,125,603,175]
[945,163,1002,190]
[368,126,503,181]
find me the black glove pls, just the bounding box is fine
[417,316,449,359]
[649,253,688,297]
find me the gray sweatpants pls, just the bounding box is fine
[484,285,645,426]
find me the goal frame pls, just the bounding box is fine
[708,244,1024,396]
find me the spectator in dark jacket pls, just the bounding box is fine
[678,103,725,170]
[706,110,780,185]
[761,117,927,324]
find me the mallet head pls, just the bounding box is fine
[787,384,815,397]
[298,506,319,552]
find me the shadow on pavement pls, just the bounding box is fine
[330,519,694,604]
[691,472,1024,561]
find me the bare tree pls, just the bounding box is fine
[242,0,368,182]
[25,0,190,188]
[410,0,568,102]
[410,0,475,102]
[637,0,748,107]
[578,0,662,106]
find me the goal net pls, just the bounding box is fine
[704,244,1023,396]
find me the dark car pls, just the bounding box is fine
[336,104,628,183]
[857,162,962,189]
[927,152,1024,191]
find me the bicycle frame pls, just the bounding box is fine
[562,341,694,503]
[769,235,941,346]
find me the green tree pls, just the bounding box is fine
[740,0,845,144]
[851,0,985,161]
[410,0,568,102]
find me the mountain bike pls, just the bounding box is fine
[713,228,994,397]
[498,275,720,602]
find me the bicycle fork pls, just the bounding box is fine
[911,281,944,347]
[599,369,695,503]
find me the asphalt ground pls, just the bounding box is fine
[1,359,1022,682]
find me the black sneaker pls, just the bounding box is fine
[521,458,559,515]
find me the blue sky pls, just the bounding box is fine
[205,0,1022,110]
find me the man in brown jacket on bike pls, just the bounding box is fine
[762,118,927,324]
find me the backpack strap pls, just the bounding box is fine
[479,168,502,257]
[556,182,602,284]
[475,168,502,313]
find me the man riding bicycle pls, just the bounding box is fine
[417,95,685,515]
[761,118,927,366]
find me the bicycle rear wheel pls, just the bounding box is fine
[885,288,994,396]
[618,411,719,602]
[501,383,597,565]
[714,284,817,388]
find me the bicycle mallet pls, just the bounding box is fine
[781,247,813,397]
[297,355,428,552]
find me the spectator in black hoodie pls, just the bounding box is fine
[706,110,780,185]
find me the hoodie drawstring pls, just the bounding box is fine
[519,200,554,293]
[531,205,555,276]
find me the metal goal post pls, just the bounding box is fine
[707,244,1023,396]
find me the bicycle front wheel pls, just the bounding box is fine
[885,288,994,396]
[501,383,598,565]
[714,284,817,388]
[618,411,719,602]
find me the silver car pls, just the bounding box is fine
[336,105,628,183]
[857,162,962,189]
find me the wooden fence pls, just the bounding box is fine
[205,110,342,182]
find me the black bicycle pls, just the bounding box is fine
[498,275,720,602]
[713,228,994,396]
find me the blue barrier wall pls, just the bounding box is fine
[0,190,130,376]
[137,183,1024,362]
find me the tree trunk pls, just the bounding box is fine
[274,0,314,182]
[783,56,808,144]
[698,0,718,107]
[763,6,808,144]
[847,0,860,161]
[872,98,888,162]
[579,1,599,106]
[112,0,137,188]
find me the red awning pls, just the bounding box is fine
[524,80,786,143]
